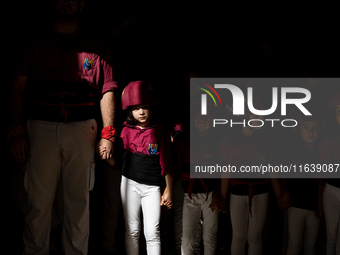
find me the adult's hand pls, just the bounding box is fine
[209,191,228,213]
[98,138,114,160]
[10,134,29,163]
[277,192,292,210]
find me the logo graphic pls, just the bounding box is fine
[83,57,93,71]
[148,143,158,155]
[201,84,311,116]
[194,78,313,128]
[197,82,223,115]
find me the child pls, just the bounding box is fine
[99,81,173,255]
[282,113,323,255]
[320,91,340,255]
[174,103,226,255]
[219,97,282,255]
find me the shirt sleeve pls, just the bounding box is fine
[159,128,174,176]
[100,42,117,94]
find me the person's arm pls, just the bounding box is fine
[276,179,292,210]
[209,183,228,213]
[161,173,174,209]
[220,178,230,202]
[98,38,117,160]
[159,128,174,208]
[9,74,29,162]
[98,91,116,160]
[271,178,283,204]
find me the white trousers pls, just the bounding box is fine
[230,192,269,255]
[23,119,97,255]
[286,207,320,255]
[323,183,340,255]
[120,176,161,255]
[173,180,203,255]
[181,192,219,255]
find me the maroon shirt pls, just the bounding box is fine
[120,121,173,176]
[220,130,273,195]
[173,131,219,194]
[17,27,117,94]
[17,27,117,122]
[220,130,275,171]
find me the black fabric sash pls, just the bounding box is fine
[122,150,162,186]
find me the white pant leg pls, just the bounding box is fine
[286,207,306,255]
[121,176,142,255]
[23,119,97,255]
[201,192,219,255]
[60,119,97,255]
[247,192,268,255]
[23,120,62,255]
[303,209,320,255]
[230,194,249,255]
[141,184,161,255]
[323,183,340,255]
[181,193,203,255]
[194,220,203,255]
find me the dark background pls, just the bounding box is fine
[3,1,339,254]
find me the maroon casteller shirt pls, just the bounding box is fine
[120,121,173,177]
[17,26,117,122]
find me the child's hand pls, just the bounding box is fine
[209,191,228,213]
[97,145,106,158]
[161,188,173,209]
[97,145,116,167]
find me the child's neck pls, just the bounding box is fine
[137,120,152,129]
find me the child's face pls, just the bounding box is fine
[335,105,340,125]
[195,114,212,135]
[299,121,319,144]
[132,104,151,127]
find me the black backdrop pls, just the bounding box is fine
[3,1,339,254]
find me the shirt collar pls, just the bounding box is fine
[123,121,158,130]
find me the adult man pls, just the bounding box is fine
[8,0,117,254]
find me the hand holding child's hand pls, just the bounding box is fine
[160,187,173,209]
[209,191,228,213]
[98,139,114,160]
[97,144,116,167]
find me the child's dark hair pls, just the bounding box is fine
[124,108,139,125]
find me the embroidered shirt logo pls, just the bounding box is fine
[83,57,93,71]
[148,143,158,155]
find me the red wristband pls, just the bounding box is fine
[101,126,116,143]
